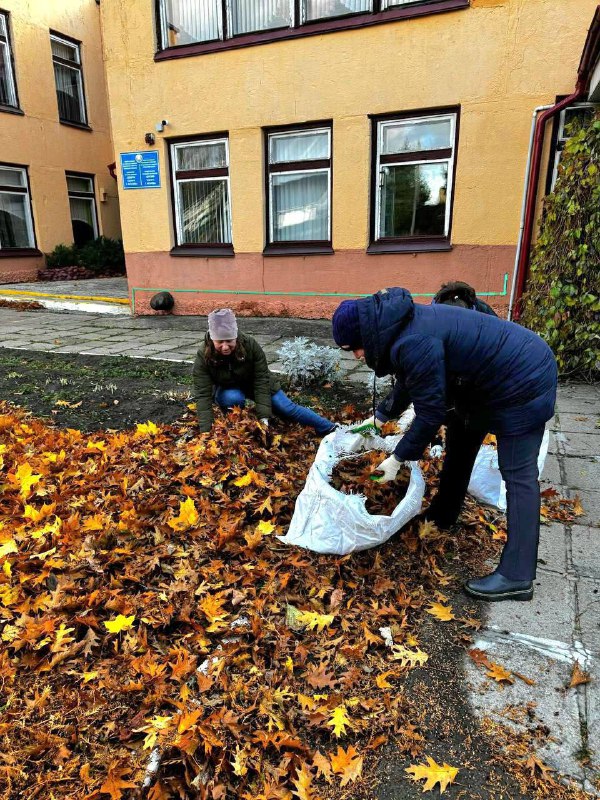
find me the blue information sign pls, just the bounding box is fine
[120,151,161,190]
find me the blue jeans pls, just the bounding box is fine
[214,387,334,435]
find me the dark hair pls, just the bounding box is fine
[433,281,477,309]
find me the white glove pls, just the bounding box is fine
[371,454,403,483]
[429,445,443,458]
[350,415,384,435]
[260,418,269,428]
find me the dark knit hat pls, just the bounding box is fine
[332,299,362,350]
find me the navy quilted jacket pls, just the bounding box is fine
[357,288,557,461]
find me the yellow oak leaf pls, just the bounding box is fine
[486,661,514,684]
[327,704,352,738]
[330,745,363,786]
[292,762,315,800]
[392,644,429,669]
[23,502,56,523]
[86,440,107,452]
[233,469,265,487]
[14,463,42,500]
[295,610,335,632]
[376,670,395,690]
[168,497,199,531]
[426,602,455,622]
[405,756,458,794]
[99,766,137,800]
[104,614,135,634]
[136,421,159,436]
[198,592,229,625]
[256,519,276,535]
[82,671,99,682]
[231,745,249,777]
[0,538,18,559]
[82,513,105,532]
[177,708,203,734]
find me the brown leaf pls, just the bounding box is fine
[312,750,332,783]
[99,765,137,800]
[330,745,363,786]
[305,663,337,689]
[570,662,591,688]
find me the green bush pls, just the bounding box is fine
[45,243,79,268]
[520,114,600,381]
[77,237,125,273]
[45,237,126,274]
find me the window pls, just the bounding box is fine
[155,0,468,55]
[265,125,332,253]
[0,164,36,251]
[66,173,98,246]
[548,104,596,191]
[0,11,18,109]
[370,109,458,251]
[50,33,87,126]
[170,136,233,253]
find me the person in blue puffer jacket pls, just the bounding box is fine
[332,288,557,603]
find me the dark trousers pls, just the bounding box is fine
[426,412,545,582]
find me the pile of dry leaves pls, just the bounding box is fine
[0,402,586,799]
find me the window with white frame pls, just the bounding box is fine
[549,104,596,191]
[0,11,18,109]
[0,164,35,250]
[156,0,436,47]
[170,137,232,247]
[372,110,458,245]
[66,173,98,246]
[266,126,332,246]
[50,33,87,125]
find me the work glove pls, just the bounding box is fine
[371,454,403,483]
[429,444,443,458]
[349,415,384,436]
[259,418,269,428]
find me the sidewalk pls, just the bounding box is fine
[0,305,598,789]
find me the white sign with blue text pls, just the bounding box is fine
[120,151,161,190]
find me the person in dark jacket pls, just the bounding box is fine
[332,288,557,602]
[193,308,335,435]
[432,280,497,316]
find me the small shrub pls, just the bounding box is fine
[46,244,79,269]
[77,237,125,273]
[277,337,341,386]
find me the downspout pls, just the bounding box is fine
[510,83,586,320]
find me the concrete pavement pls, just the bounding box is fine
[0,305,598,790]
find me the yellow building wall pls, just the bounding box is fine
[0,0,121,282]
[100,0,597,315]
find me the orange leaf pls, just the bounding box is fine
[99,766,137,799]
[486,661,514,684]
[570,662,591,688]
[330,745,363,787]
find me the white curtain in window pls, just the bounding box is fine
[229,0,292,35]
[179,179,231,243]
[176,141,227,171]
[0,191,32,248]
[69,197,94,227]
[51,38,77,62]
[271,172,329,241]
[304,0,371,21]
[270,131,329,163]
[53,63,84,123]
[0,41,16,107]
[163,0,221,45]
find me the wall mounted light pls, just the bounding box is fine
[155,120,169,133]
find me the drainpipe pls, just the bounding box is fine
[510,83,586,320]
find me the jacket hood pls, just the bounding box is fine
[357,288,415,376]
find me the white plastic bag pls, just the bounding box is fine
[278,424,425,556]
[468,429,550,511]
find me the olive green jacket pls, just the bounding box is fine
[192,332,281,432]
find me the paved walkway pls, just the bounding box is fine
[0,305,598,789]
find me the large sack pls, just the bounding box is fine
[279,420,425,556]
[468,429,550,512]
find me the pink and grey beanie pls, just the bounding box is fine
[208,308,238,341]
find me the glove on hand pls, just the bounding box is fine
[260,418,269,428]
[350,415,384,436]
[429,444,443,458]
[371,454,403,483]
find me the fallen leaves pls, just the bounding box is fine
[426,602,455,622]
[406,755,458,793]
[569,662,591,688]
[330,745,363,786]
[103,614,135,634]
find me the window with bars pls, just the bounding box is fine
[50,33,87,126]
[371,110,458,251]
[170,137,233,251]
[0,164,36,251]
[66,173,98,246]
[265,125,332,251]
[0,11,18,109]
[156,0,466,50]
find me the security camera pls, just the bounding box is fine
[155,119,169,133]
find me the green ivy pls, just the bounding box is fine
[521,113,600,381]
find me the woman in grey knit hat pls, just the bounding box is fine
[192,308,335,435]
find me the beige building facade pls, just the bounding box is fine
[0,0,121,283]
[99,0,598,316]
